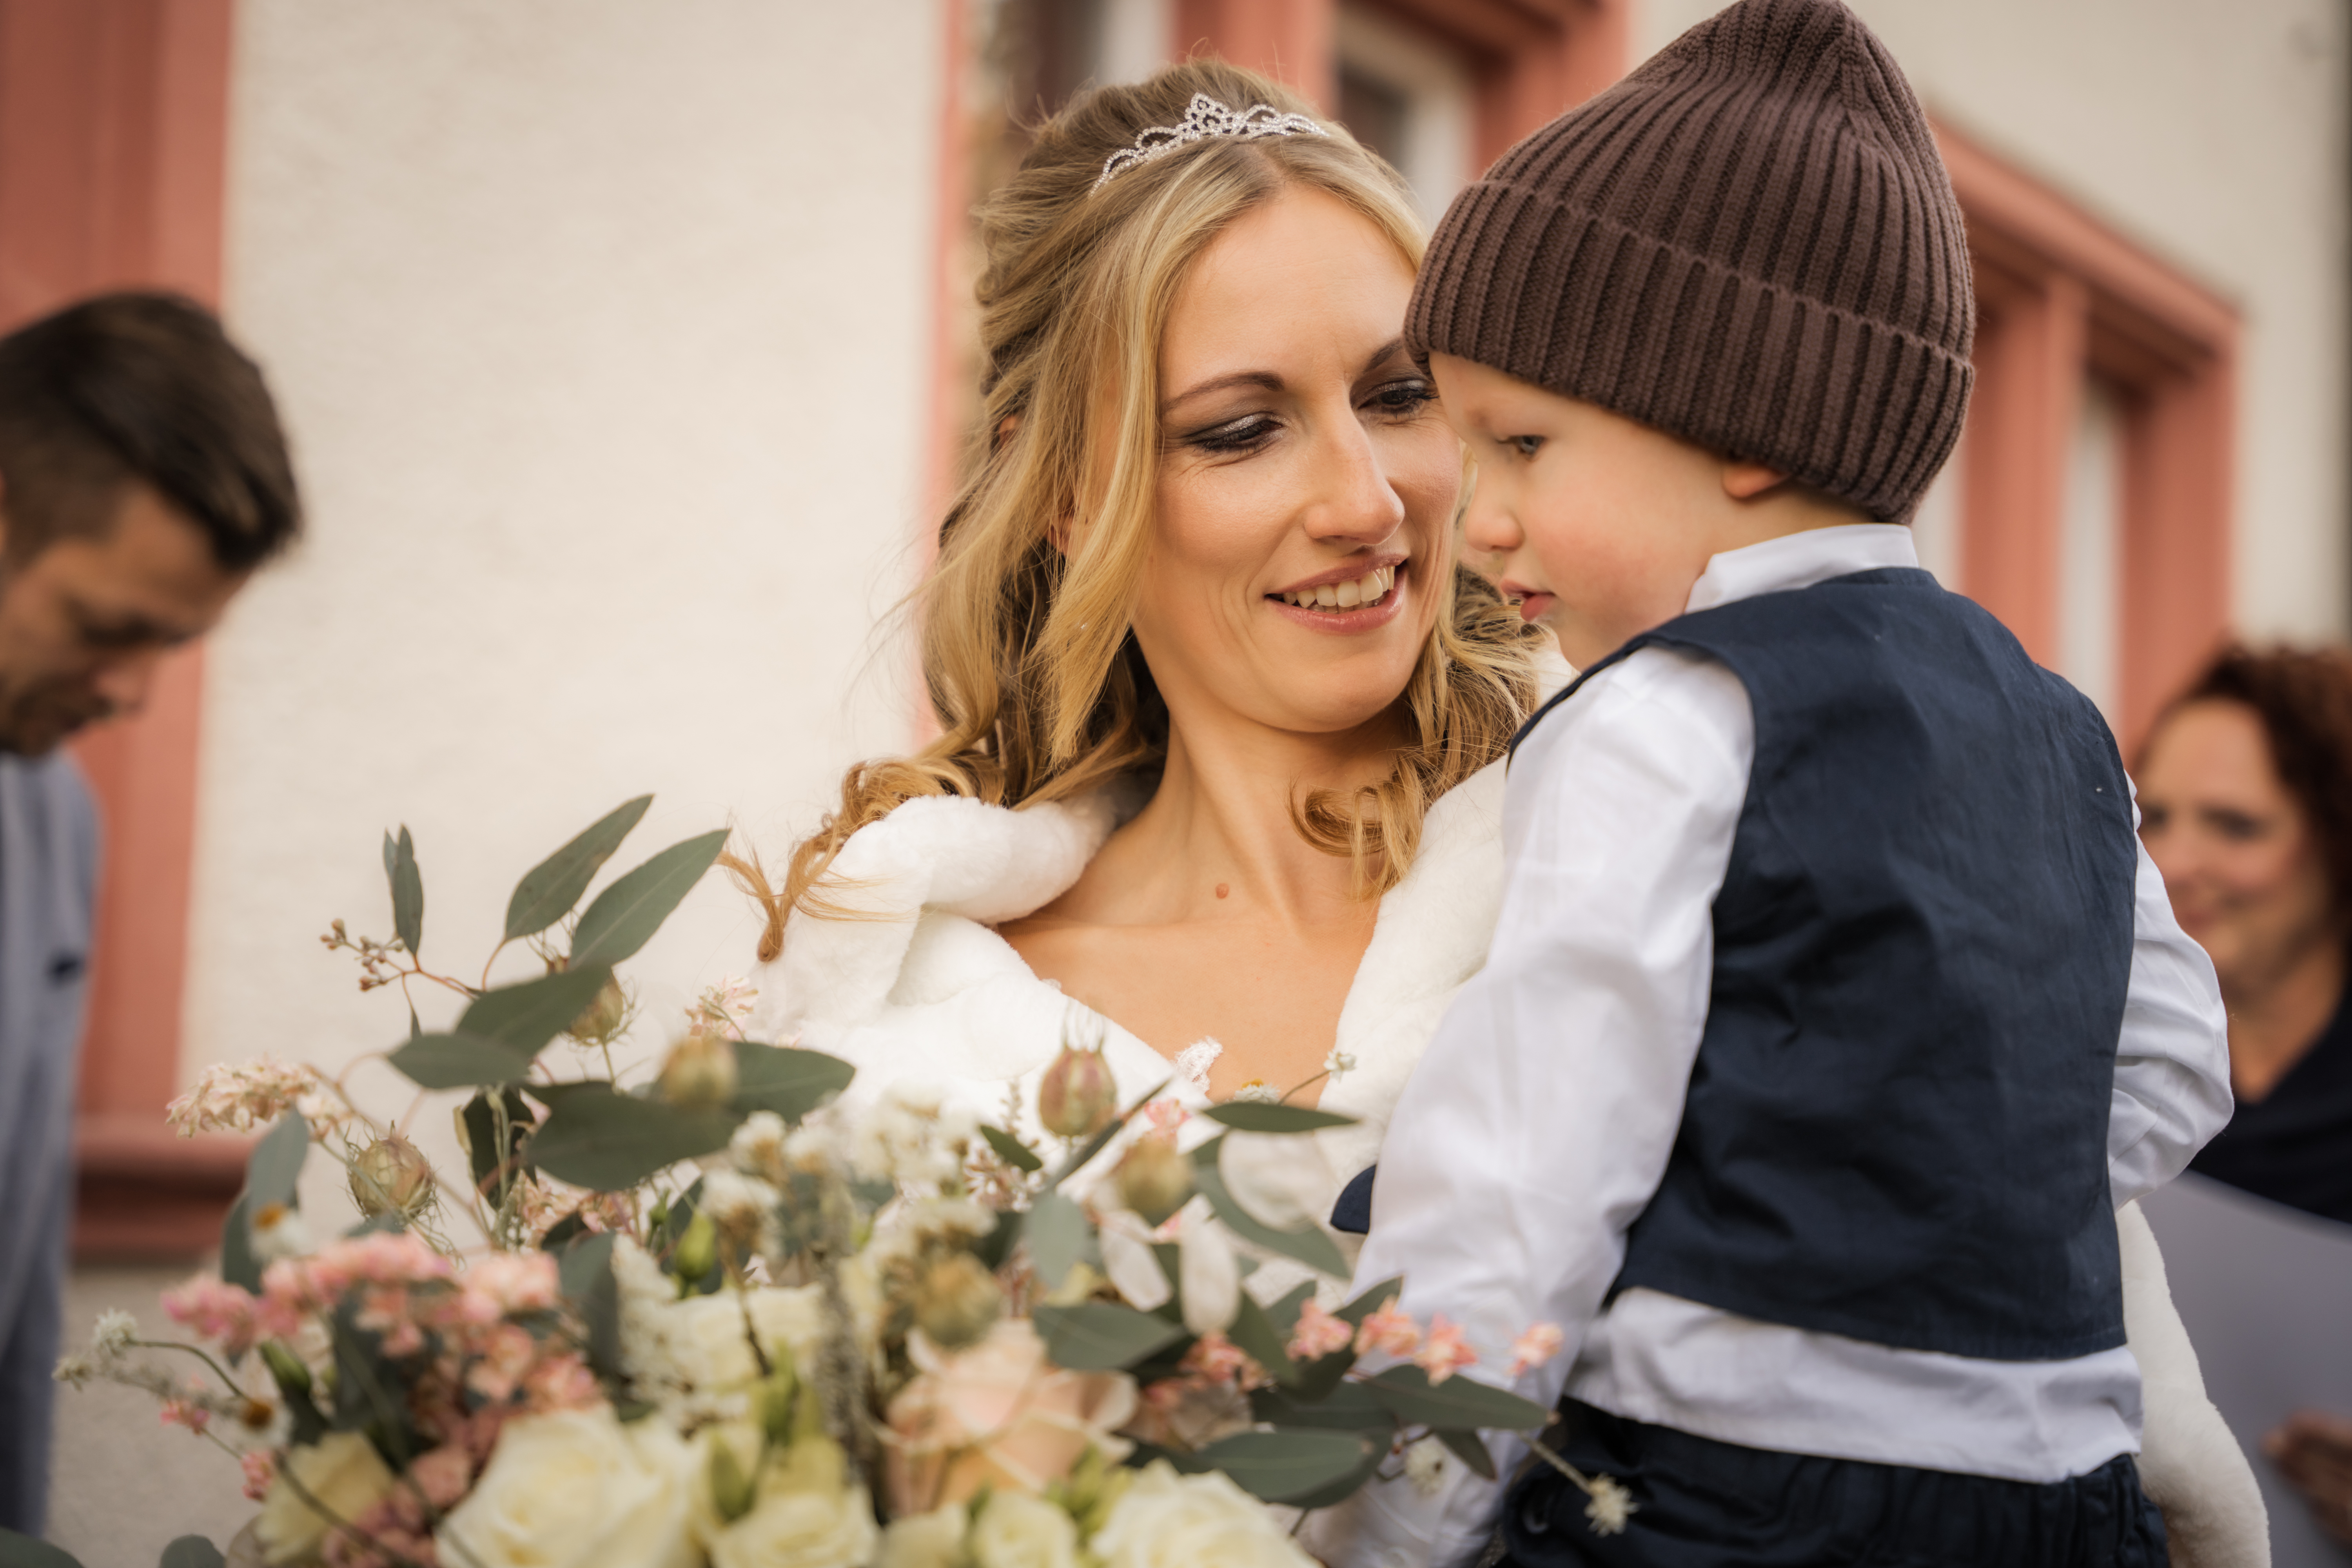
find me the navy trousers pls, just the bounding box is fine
[1495,1402,2169,1568]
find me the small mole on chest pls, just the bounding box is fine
[1214,883,1230,899]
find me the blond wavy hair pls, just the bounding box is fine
[746,60,1539,960]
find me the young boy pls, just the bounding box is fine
[1348,2,2236,1564]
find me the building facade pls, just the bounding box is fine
[21,0,2348,1554]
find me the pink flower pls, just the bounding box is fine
[464,1324,540,1403]
[1414,1314,1477,1385]
[1180,1331,1262,1389]
[407,1445,475,1509]
[240,1450,276,1503]
[1509,1322,1565,1376]
[1142,1098,1188,1136]
[159,1399,211,1434]
[880,1319,1137,1512]
[162,1276,264,1357]
[1286,1299,1354,1362]
[520,1353,601,1414]
[1354,1296,1421,1359]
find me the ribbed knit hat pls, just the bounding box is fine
[1407,0,1973,522]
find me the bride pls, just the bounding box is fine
[744,60,2261,1567]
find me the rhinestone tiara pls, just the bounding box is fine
[1094,93,1328,192]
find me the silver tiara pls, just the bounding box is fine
[1094,93,1327,192]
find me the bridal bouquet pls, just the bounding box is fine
[18,799,1625,1568]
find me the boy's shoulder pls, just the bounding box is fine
[1512,642,1754,785]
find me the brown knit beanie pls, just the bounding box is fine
[1407,0,1973,522]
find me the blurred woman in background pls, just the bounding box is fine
[2138,642,2352,1224]
[2138,641,2352,1545]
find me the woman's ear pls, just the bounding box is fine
[1722,458,1790,501]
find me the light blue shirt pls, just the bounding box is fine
[0,751,98,1536]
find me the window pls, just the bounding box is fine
[1935,124,2237,750]
[1335,5,1474,224]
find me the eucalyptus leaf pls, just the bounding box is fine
[1265,1279,1315,1338]
[1196,1155,1348,1277]
[460,1088,536,1195]
[527,1085,740,1190]
[570,828,730,965]
[1363,1365,1551,1431]
[1264,1434,1387,1511]
[557,1231,623,1380]
[1433,1426,1499,1480]
[160,1538,226,1568]
[245,1111,310,1211]
[1024,1192,1093,1293]
[980,1124,1042,1173]
[1201,1102,1357,1134]
[459,962,615,1055]
[504,796,653,941]
[218,1193,259,1294]
[1033,1301,1186,1371]
[385,826,423,958]
[0,1529,83,1568]
[730,1042,855,1122]
[1249,1379,1392,1433]
[389,1030,537,1091]
[1168,1429,1373,1504]
[1223,1287,1296,1383]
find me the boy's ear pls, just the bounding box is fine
[1722,458,1790,501]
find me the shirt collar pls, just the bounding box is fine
[1682,524,1921,615]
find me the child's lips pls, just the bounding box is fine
[1510,591,1555,623]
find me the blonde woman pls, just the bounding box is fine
[744,61,2258,1566]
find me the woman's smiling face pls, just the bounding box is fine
[1128,185,1455,739]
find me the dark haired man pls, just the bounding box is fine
[0,291,299,1535]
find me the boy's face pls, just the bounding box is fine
[1432,354,1795,669]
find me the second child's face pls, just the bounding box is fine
[1433,354,1753,670]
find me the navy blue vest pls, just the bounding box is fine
[1519,568,2137,1361]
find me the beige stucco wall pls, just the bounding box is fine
[1635,0,2351,643]
[187,0,946,1080]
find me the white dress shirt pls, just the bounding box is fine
[1345,525,2234,1568]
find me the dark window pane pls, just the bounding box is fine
[1339,65,1410,170]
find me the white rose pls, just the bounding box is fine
[1088,1461,1316,1568]
[435,1408,697,1568]
[876,1503,969,1568]
[971,1489,1081,1568]
[704,1456,880,1568]
[255,1431,396,1565]
[626,1282,825,1419]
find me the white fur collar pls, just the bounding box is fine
[746,646,1569,1185]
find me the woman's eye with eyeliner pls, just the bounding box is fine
[1365,379,1435,417]
[1189,416,1277,453]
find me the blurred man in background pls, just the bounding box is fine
[0,293,299,1535]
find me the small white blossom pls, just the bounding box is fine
[1172,1039,1222,1092]
[90,1309,138,1364]
[1585,1475,1636,1535]
[688,975,759,1038]
[167,1058,345,1138]
[699,1171,782,1259]
[776,1111,841,1173]
[249,1204,312,1265]
[852,1083,979,1189]
[727,1111,789,1181]
[1230,1081,1281,1105]
[1403,1437,1450,1497]
[1323,1049,1356,1081]
[52,1353,93,1388]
